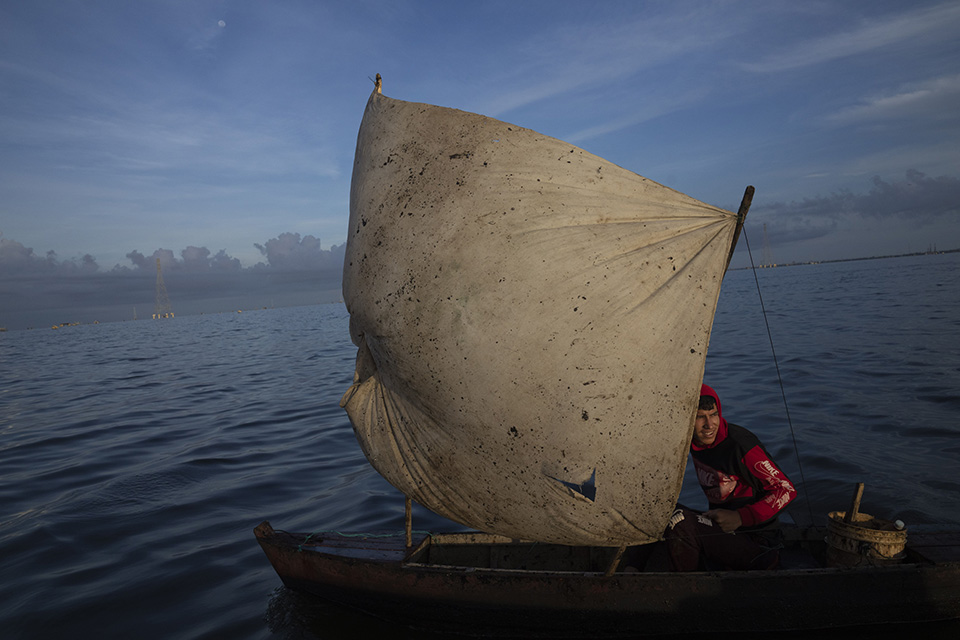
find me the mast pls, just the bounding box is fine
[724,185,754,273]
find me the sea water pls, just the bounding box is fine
[1,252,958,639]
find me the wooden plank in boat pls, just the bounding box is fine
[298,533,422,562]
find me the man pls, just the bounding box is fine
[664,383,797,571]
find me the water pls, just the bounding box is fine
[1,253,958,639]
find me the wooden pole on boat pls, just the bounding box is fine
[724,185,754,274]
[605,545,627,577]
[405,495,413,548]
[844,483,865,523]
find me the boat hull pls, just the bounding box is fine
[254,521,960,636]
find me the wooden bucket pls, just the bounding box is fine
[826,511,907,567]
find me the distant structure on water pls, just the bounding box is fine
[153,259,174,319]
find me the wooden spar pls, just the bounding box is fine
[844,483,865,523]
[605,545,627,577]
[405,496,413,548]
[724,185,754,274]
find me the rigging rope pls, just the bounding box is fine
[739,228,816,526]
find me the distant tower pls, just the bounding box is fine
[761,223,773,267]
[153,259,174,319]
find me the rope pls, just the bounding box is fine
[740,227,816,527]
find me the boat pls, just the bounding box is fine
[254,519,960,636]
[256,76,960,633]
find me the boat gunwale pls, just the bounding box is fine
[256,521,957,577]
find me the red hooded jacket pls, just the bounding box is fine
[691,384,796,529]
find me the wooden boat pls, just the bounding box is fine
[255,520,960,636]
[256,77,960,633]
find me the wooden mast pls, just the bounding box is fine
[724,185,754,273]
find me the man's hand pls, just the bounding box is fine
[705,509,742,533]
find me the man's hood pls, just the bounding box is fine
[692,383,729,450]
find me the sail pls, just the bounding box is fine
[340,85,739,546]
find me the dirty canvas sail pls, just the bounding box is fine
[340,83,740,546]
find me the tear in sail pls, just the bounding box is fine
[340,84,739,546]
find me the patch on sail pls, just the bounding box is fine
[340,87,738,546]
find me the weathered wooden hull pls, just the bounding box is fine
[254,521,960,636]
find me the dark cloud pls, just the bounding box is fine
[1,236,100,277]
[0,232,345,330]
[859,171,960,220]
[121,248,175,271]
[746,170,960,246]
[119,246,243,273]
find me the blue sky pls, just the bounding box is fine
[2,1,959,327]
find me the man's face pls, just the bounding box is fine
[693,406,720,447]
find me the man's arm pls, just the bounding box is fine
[735,445,796,528]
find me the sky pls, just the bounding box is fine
[2,1,959,329]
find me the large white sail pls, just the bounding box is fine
[340,84,739,546]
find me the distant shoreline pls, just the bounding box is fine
[731,248,960,271]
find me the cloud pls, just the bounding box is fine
[857,171,960,219]
[750,170,960,246]
[565,85,710,143]
[477,6,737,118]
[253,232,345,271]
[0,235,100,277]
[0,232,347,329]
[119,246,243,273]
[743,3,960,73]
[3,231,345,280]
[826,74,960,126]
